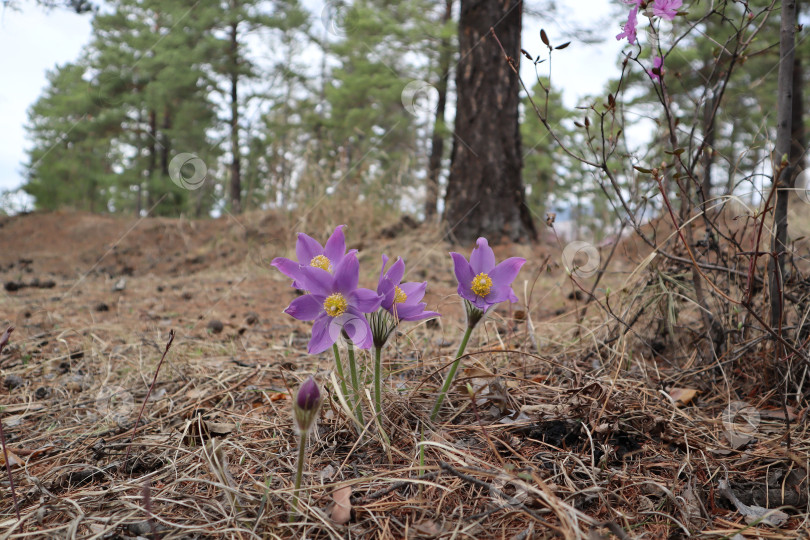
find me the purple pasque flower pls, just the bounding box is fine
[271,225,354,289]
[376,255,440,322]
[616,7,639,44]
[648,55,663,81]
[450,238,526,312]
[653,0,682,20]
[283,252,383,354]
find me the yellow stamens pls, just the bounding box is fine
[323,293,348,317]
[310,254,332,271]
[394,286,407,304]
[471,272,492,297]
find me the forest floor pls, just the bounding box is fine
[0,209,808,539]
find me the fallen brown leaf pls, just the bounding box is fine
[330,486,352,525]
[0,449,24,468]
[668,387,698,406]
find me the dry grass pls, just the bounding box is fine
[1,210,809,539]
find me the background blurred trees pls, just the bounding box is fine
[20,0,807,245]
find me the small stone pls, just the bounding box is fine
[95,303,109,312]
[4,281,21,292]
[4,375,24,390]
[207,320,224,334]
[113,278,126,292]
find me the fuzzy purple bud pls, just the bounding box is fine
[293,377,322,432]
[296,377,321,411]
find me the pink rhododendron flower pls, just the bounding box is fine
[616,7,639,44]
[648,56,663,81]
[653,0,682,20]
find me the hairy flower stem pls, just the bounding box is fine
[124,330,174,469]
[332,344,354,408]
[373,346,383,418]
[431,325,474,421]
[290,430,308,521]
[346,344,365,427]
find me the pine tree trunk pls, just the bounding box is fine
[700,94,715,210]
[790,55,805,171]
[146,108,157,210]
[443,0,536,244]
[425,0,453,222]
[229,17,242,215]
[161,109,171,177]
[768,0,797,333]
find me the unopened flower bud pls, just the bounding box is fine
[293,377,321,432]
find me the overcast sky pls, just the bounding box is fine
[0,1,624,198]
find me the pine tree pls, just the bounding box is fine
[24,62,113,211]
[86,0,219,215]
[323,0,434,206]
[209,0,309,214]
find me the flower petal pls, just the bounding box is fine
[457,282,478,306]
[296,266,333,297]
[485,285,520,305]
[380,287,397,312]
[489,257,526,289]
[377,254,390,293]
[284,294,323,321]
[295,233,323,265]
[470,237,496,274]
[271,257,303,284]
[323,225,347,262]
[398,281,426,304]
[384,257,405,285]
[333,253,359,294]
[450,252,474,288]
[308,315,335,354]
[395,303,440,321]
[349,287,383,313]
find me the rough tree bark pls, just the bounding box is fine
[768,0,797,333]
[443,0,536,244]
[790,55,805,171]
[425,0,453,222]
[228,11,242,215]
